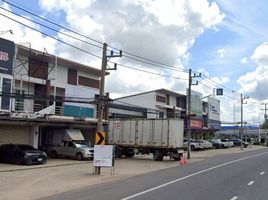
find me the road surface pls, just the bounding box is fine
[42,148,268,200]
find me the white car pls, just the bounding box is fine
[197,140,213,149]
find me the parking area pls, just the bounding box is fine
[0,145,265,200]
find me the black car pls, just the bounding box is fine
[0,144,47,165]
[229,139,249,148]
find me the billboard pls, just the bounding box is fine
[190,119,203,129]
[0,38,15,75]
[190,90,202,116]
[208,97,220,121]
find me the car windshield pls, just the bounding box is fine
[17,145,36,151]
[73,141,89,148]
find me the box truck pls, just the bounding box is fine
[108,118,184,161]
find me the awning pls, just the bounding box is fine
[65,129,84,140]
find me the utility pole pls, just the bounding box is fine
[187,69,192,159]
[240,94,249,150]
[186,69,200,159]
[95,43,121,175]
[261,103,268,146]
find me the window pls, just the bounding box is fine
[1,78,11,110]
[67,69,77,85]
[78,76,100,89]
[159,111,164,118]
[156,95,166,103]
[15,89,24,111]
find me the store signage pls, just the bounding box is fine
[0,38,15,75]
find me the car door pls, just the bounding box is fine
[65,142,76,157]
[3,145,17,163]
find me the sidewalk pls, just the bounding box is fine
[0,145,265,200]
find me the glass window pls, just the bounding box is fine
[1,78,11,110]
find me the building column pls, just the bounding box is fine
[30,124,39,148]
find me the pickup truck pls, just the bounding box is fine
[183,139,204,151]
[211,139,233,149]
[46,141,94,160]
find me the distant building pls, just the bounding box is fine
[109,89,221,139]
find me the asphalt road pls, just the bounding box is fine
[42,148,268,200]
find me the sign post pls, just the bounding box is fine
[93,145,114,175]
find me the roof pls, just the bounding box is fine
[115,88,186,100]
[17,44,109,76]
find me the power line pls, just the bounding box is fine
[0,12,102,59]
[0,6,103,49]
[1,12,190,82]
[3,0,188,73]
[2,0,244,96]
[2,0,103,46]
[200,75,240,96]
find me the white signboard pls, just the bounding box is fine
[208,97,220,121]
[93,145,114,167]
[188,89,203,116]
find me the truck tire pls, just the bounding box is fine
[51,151,58,158]
[76,153,83,161]
[191,145,195,151]
[153,150,163,161]
[115,147,123,158]
[125,151,135,158]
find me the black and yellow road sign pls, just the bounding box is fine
[95,131,106,145]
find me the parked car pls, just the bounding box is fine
[0,144,47,165]
[45,141,94,160]
[229,139,249,148]
[197,140,213,149]
[183,139,204,151]
[211,139,233,149]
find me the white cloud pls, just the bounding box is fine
[251,43,268,66]
[38,0,224,97]
[0,2,57,53]
[217,48,226,58]
[240,57,248,64]
[238,43,268,101]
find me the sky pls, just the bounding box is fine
[0,0,268,124]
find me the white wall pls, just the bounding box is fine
[117,92,156,110]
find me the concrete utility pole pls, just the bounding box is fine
[95,43,121,175]
[240,94,249,150]
[186,70,200,159]
[261,103,268,146]
[187,69,192,159]
[95,43,108,175]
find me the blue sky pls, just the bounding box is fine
[1,0,268,123]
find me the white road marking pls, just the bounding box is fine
[230,196,238,200]
[248,181,254,186]
[121,152,268,200]
[260,172,265,175]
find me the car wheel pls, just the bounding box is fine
[76,153,83,161]
[191,145,195,151]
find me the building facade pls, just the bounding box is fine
[0,38,105,147]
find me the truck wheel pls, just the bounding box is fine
[51,151,58,158]
[191,145,195,151]
[153,150,163,161]
[125,151,135,158]
[76,153,83,161]
[115,147,122,158]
